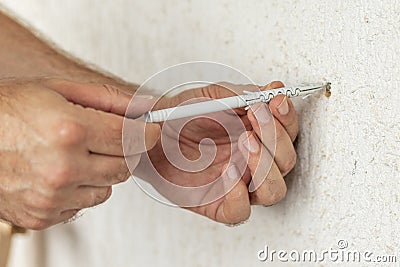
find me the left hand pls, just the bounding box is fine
[140,81,298,224]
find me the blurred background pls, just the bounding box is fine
[1,0,399,266]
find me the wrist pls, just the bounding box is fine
[0,11,137,94]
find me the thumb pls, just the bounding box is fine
[44,79,136,116]
[215,82,260,97]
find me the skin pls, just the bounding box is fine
[144,82,298,224]
[0,78,160,230]
[0,11,298,229]
[0,12,158,229]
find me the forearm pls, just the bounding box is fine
[0,11,136,92]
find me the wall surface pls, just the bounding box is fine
[1,0,399,266]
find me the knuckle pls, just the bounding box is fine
[103,84,121,97]
[50,119,86,146]
[44,161,74,189]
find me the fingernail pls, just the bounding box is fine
[135,94,154,99]
[253,103,271,124]
[277,96,289,115]
[242,134,260,153]
[226,164,240,180]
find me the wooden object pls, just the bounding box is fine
[0,222,25,267]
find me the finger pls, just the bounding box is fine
[262,80,285,91]
[214,82,261,97]
[215,165,251,224]
[122,118,161,155]
[249,161,286,205]
[238,132,287,205]
[216,179,251,224]
[81,108,160,156]
[210,81,285,116]
[188,172,251,224]
[57,209,81,224]
[211,82,261,116]
[82,154,134,186]
[126,94,158,118]
[170,82,261,117]
[263,81,299,142]
[213,81,283,102]
[269,95,299,142]
[44,79,132,116]
[248,103,297,176]
[68,186,112,210]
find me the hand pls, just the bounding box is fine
[0,78,160,230]
[140,81,298,224]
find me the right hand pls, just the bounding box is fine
[140,81,298,225]
[0,78,160,230]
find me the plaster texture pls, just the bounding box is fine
[1,1,399,266]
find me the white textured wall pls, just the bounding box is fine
[2,1,399,266]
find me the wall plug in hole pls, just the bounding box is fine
[324,82,332,98]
